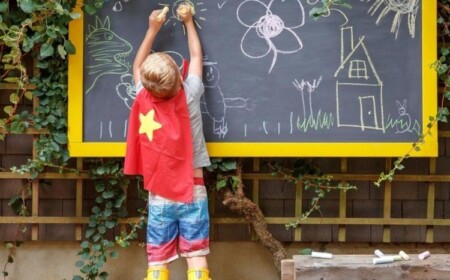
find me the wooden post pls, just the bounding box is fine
[281,259,295,280]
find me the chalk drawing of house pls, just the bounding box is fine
[334,26,384,132]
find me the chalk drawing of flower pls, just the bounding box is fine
[236,0,305,73]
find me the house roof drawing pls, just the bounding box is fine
[334,27,382,85]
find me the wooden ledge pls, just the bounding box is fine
[282,254,450,280]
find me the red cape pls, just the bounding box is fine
[124,62,194,202]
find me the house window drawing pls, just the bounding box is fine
[349,60,368,79]
[334,26,385,132]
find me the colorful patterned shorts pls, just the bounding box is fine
[146,179,210,265]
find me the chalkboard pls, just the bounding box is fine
[68,0,437,157]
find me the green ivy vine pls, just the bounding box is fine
[74,159,129,280]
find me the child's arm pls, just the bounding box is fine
[133,9,166,86]
[177,4,203,78]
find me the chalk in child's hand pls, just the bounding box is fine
[418,251,430,260]
[156,6,169,22]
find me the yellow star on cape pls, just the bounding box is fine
[139,109,162,141]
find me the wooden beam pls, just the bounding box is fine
[426,158,437,243]
[75,158,83,241]
[383,158,392,243]
[338,158,347,242]
[2,216,450,226]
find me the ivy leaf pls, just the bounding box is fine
[105,220,116,229]
[80,240,90,249]
[40,43,54,58]
[64,40,76,54]
[102,190,115,199]
[84,4,98,15]
[19,0,37,13]
[3,77,19,83]
[216,179,227,191]
[75,260,84,268]
[25,91,33,100]
[70,12,81,19]
[9,93,20,104]
[4,105,14,115]
[220,160,237,171]
[57,44,66,59]
[53,132,67,144]
[0,2,8,13]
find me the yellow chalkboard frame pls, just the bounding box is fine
[68,1,437,157]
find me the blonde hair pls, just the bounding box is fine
[140,52,181,99]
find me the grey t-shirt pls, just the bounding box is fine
[136,75,211,168]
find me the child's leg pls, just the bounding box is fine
[186,256,209,280]
[186,256,208,269]
[178,181,211,279]
[146,193,179,280]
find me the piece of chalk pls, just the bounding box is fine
[399,251,410,261]
[156,6,169,22]
[418,251,430,260]
[374,249,384,258]
[392,255,402,261]
[311,251,333,259]
[373,256,395,265]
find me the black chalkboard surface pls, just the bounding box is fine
[68,0,437,157]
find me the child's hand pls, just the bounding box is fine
[149,9,166,32]
[177,4,193,22]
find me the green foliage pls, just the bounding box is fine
[374,3,450,187]
[0,1,141,279]
[268,159,356,229]
[206,158,240,191]
[73,159,130,280]
[309,0,351,19]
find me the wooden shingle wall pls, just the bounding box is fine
[1,88,450,244]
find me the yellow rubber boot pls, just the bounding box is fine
[187,268,211,280]
[146,267,169,280]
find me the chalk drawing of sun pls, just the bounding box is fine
[164,0,207,32]
[366,0,419,39]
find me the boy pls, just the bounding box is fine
[124,4,211,280]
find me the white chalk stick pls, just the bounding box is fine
[373,256,395,265]
[311,251,333,259]
[374,249,384,258]
[392,255,402,261]
[418,251,430,260]
[399,250,410,261]
[156,6,169,22]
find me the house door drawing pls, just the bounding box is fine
[359,96,378,131]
